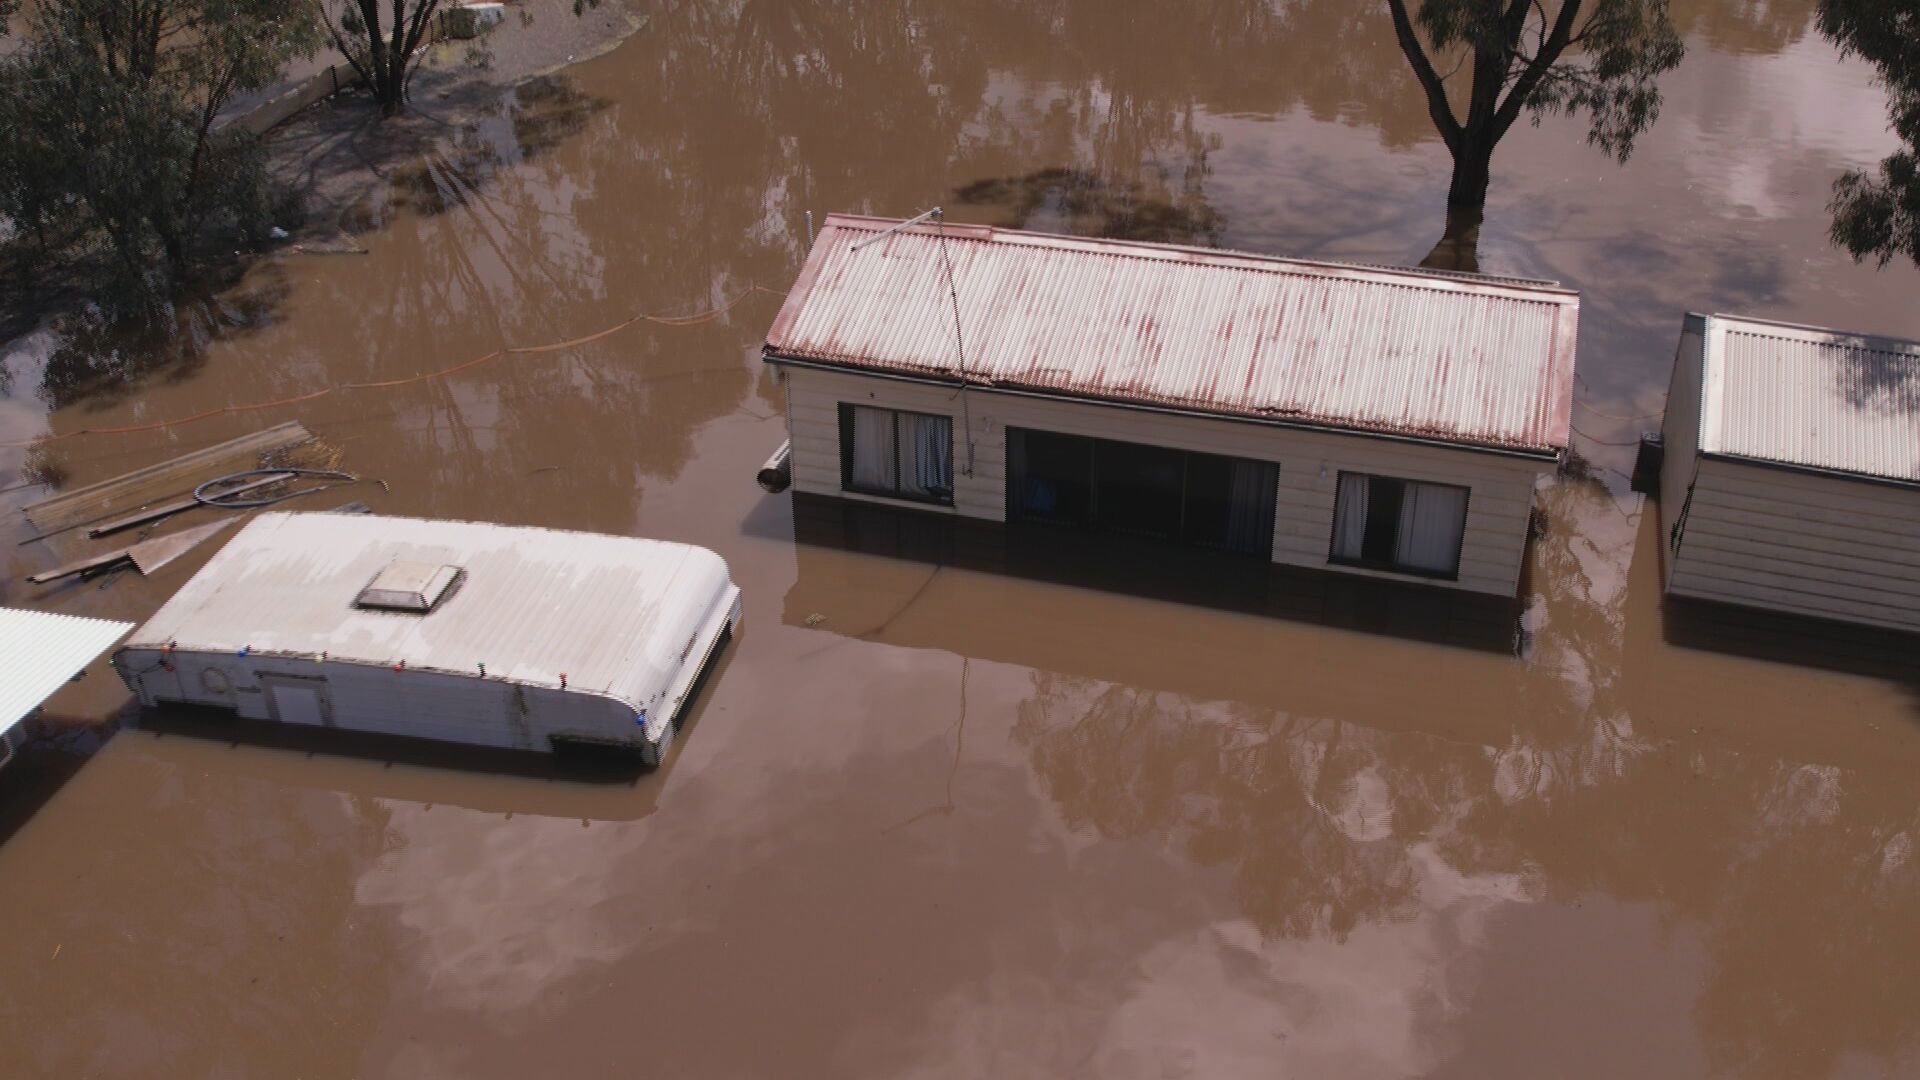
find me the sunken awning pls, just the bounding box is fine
[764,215,1580,455]
[0,607,132,732]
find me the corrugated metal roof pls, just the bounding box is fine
[122,513,739,712]
[0,607,132,732]
[764,214,1580,454]
[1700,314,1920,483]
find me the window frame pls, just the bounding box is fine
[837,402,956,507]
[1326,470,1471,581]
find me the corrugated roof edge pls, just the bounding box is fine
[808,213,1580,299]
[765,353,1564,460]
[1704,311,1920,353]
[1694,311,1920,491]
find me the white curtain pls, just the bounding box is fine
[902,412,953,496]
[1395,482,1468,573]
[849,405,896,490]
[1331,473,1369,560]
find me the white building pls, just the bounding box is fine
[1659,313,1920,633]
[0,607,132,769]
[763,215,1580,597]
[116,513,742,763]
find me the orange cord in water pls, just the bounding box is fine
[3,285,784,449]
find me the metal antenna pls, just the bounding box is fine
[930,209,977,478]
[849,207,942,252]
[847,206,978,478]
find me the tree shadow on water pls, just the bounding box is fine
[34,269,295,412]
[953,166,1224,245]
[319,75,611,234]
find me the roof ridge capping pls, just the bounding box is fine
[819,213,1575,298]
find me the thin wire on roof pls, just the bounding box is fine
[765,214,1581,454]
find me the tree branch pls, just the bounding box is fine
[1385,0,1462,151]
[1491,0,1584,139]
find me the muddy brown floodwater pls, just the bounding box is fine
[3,1,1919,1077]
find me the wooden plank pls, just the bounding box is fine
[26,548,132,584]
[23,422,312,531]
[87,473,292,538]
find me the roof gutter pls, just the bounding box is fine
[765,352,1563,464]
[1700,450,1920,493]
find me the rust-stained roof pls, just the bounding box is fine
[1699,314,1920,484]
[764,214,1580,455]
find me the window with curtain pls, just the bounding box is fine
[1328,472,1469,577]
[838,403,954,505]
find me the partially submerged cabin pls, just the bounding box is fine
[763,215,1579,597]
[116,513,742,763]
[1658,313,1920,633]
[0,607,131,769]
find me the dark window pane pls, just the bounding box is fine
[1362,477,1404,564]
[1182,451,1234,547]
[1095,439,1183,539]
[1012,428,1095,525]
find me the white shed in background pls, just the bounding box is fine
[1659,313,1920,632]
[116,512,742,764]
[0,607,132,769]
[763,215,1580,597]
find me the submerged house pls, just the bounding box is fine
[116,512,742,763]
[1659,313,1920,633]
[762,215,1579,597]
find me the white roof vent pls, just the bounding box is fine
[356,561,464,613]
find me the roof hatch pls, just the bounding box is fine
[356,561,463,613]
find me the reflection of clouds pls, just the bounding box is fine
[1669,36,1897,219]
[896,843,1528,1080]
[354,804,666,1014]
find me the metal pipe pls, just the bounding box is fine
[756,440,793,493]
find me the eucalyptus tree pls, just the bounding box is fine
[1383,0,1684,267]
[1819,0,1920,269]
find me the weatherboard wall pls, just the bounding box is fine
[1666,458,1920,633]
[1659,316,1707,592]
[780,364,1550,596]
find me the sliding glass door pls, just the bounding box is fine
[1008,427,1277,557]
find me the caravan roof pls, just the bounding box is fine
[123,513,736,711]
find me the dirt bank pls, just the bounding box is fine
[265,0,648,252]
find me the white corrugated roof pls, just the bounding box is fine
[122,513,738,711]
[0,607,132,732]
[764,214,1580,454]
[1700,314,1920,483]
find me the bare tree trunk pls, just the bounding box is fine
[1422,139,1493,273]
